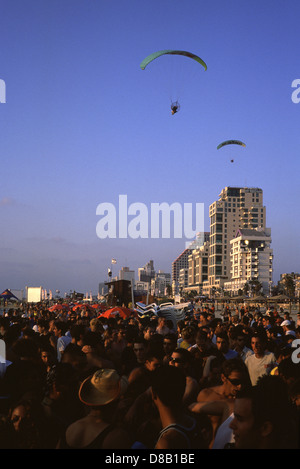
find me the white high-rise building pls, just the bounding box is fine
[179,268,189,291]
[207,187,268,295]
[172,232,209,295]
[187,241,209,294]
[224,228,273,295]
[172,248,191,294]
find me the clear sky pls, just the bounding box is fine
[1,0,300,296]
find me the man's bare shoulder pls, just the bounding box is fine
[155,429,189,450]
[128,365,144,382]
[197,385,223,402]
[102,426,133,449]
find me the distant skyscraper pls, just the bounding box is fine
[188,241,210,293]
[185,232,210,250]
[172,232,209,295]
[151,271,171,296]
[172,249,191,283]
[138,260,155,283]
[119,266,135,284]
[98,282,108,296]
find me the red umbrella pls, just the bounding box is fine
[93,303,107,312]
[91,303,105,309]
[99,306,132,320]
[72,303,94,311]
[89,303,106,313]
[48,304,70,312]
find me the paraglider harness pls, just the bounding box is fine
[171,101,180,115]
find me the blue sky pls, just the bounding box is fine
[0,0,300,295]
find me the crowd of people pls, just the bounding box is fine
[0,300,299,449]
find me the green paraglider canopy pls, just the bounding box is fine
[217,140,246,150]
[140,50,207,71]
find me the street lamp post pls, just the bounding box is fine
[269,281,273,297]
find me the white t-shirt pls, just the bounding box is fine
[245,351,276,385]
[57,335,72,361]
[239,346,254,362]
[212,413,234,449]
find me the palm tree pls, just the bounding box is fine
[166,284,173,297]
[243,279,263,296]
[283,274,295,297]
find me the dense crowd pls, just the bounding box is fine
[0,301,299,449]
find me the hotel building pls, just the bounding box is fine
[224,228,273,295]
[204,186,270,295]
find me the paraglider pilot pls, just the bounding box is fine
[171,101,180,115]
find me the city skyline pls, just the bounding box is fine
[4,185,290,299]
[1,1,300,295]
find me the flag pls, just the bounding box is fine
[111,258,117,264]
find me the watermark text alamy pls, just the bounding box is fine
[96,195,204,241]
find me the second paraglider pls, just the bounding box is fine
[217,140,246,163]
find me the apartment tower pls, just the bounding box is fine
[208,187,266,293]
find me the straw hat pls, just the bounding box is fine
[79,369,128,406]
[89,317,103,331]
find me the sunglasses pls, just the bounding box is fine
[11,415,24,423]
[169,357,182,364]
[226,376,243,386]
